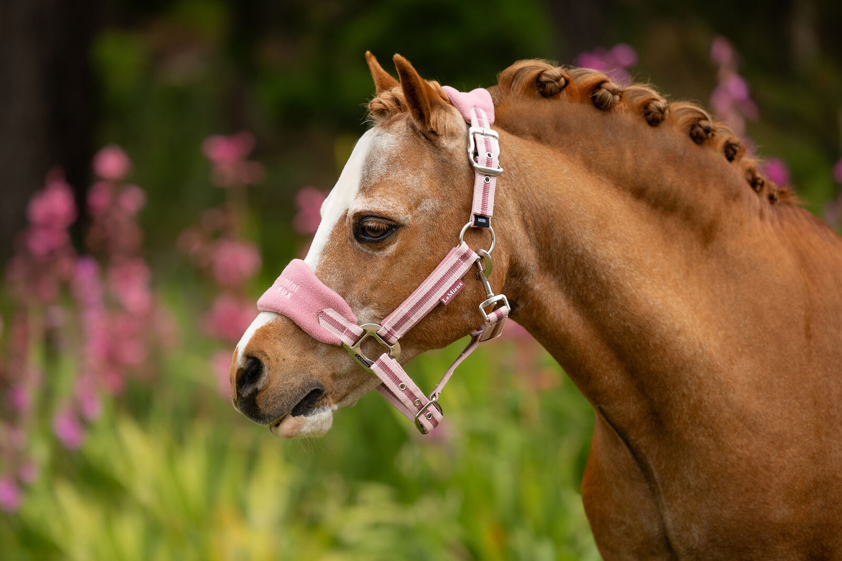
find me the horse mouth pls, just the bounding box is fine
[269,387,326,428]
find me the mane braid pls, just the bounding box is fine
[366,59,795,205]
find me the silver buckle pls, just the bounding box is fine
[467,126,503,176]
[479,294,509,323]
[414,395,443,434]
[344,323,401,371]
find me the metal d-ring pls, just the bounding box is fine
[458,221,496,255]
[344,323,401,371]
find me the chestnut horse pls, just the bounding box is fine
[230,53,842,559]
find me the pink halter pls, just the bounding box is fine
[257,87,509,434]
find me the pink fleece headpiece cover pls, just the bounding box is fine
[256,259,358,346]
[441,86,495,125]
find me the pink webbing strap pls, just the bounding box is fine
[370,300,509,433]
[377,242,478,345]
[442,86,500,227]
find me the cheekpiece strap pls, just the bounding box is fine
[442,86,501,228]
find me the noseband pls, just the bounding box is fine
[256,87,510,434]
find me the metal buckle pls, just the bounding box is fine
[344,323,401,371]
[479,294,509,323]
[414,395,443,434]
[467,126,503,176]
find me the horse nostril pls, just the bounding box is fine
[236,356,265,398]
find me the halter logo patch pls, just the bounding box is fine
[277,277,299,299]
[440,279,465,305]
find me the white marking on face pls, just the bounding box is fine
[270,406,333,439]
[236,311,277,367]
[305,128,377,270]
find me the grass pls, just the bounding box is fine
[2,297,600,560]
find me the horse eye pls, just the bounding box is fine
[355,218,396,242]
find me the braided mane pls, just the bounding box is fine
[368,59,794,206]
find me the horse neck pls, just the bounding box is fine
[494,100,787,418]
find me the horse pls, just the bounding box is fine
[229,52,842,559]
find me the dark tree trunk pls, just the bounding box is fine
[0,0,99,262]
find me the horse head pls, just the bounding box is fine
[229,54,510,438]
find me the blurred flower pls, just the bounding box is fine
[8,384,31,414]
[209,239,261,288]
[27,174,77,229]
[93,145,131,181]
[203,132,265,187]
[75,377,102,422]
[118,185,146,215]
[26,227,70,257]
[203,294,256,344]
[833,158,842,185]
[0,476,22,513]
[293,187,327,235]
[576,43,637,85]
[203,132,255,163]
[709,35,757,136]
[108,258,152,315]
[500,320,532,341]
[52,407,85,450]
[87,181,113,216]
[710,36,735,67]
[211,350,234,398]
[18,460,39,485]
[761,158,790,186]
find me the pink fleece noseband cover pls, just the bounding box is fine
[256,259,357,346]
[255,85,509,434]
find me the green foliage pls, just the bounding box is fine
[2,314,599,560]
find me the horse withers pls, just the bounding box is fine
[229,53,842,559]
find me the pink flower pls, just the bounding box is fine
[118,185,146,215]
[203,294,256,343]
[501,320,532,341]
[211,350,234,399]
[27,174,77,229]
[109,313,148,367]
[609,43,637,67]
[108,259,152,315]
[209,239,261,288]
[576,44,636,85]
[293,187,327,235]
[87,181,113,216]
[833,159,842,185]
[75,378,102,421]
[761,158,790,186]
[0,476,22,513]
[203,132,264,187]
[18,460,39,485]
[53,408,85,450]
[8,384,31,414]
[93,145,131,181]
[576,51,608,72]
[710,36,735,67]
[26,227,70,257]
[203,132,255,164]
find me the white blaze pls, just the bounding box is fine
[305,129,376,269]
[235,129,375,368]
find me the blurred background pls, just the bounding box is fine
[1,0,841,559]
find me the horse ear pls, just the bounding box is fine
[393,54,448,132]
[365,51,399,94]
